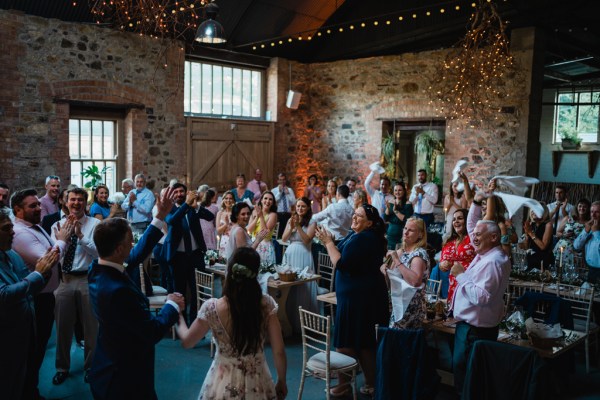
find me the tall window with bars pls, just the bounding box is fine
[184,60,263,118]
[69,118,117,193]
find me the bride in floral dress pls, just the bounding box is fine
[176,247,287,400]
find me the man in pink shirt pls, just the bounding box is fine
[450,220,511,394]
[40,175,61,219]
[247,168,268,203]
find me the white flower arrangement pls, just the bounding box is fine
[205,249,219,265]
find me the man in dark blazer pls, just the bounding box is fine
[88,188,184,400]
[163,183,214,324]
[0,208,58,400]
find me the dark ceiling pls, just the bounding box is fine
[1,0,599,87]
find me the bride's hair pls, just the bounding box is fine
[223,247,263,355]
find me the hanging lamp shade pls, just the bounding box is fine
[195,3,226,44]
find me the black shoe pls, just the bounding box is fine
[84,370,90,383]
[52,372,68,385]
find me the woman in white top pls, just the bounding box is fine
[224,202,266,262]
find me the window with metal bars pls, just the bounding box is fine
[184,60,264,119]
[69,118,118,193]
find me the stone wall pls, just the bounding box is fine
[0,10,186,192]
[271,30,533,197]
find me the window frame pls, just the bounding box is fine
[553,88,600,144]
[184,59,265,120]
[68,109,125,194]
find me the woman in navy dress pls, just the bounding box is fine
[315,203,389,397]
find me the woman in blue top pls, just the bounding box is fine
[315,203,389,397]
[90,185,118,220]
[231,174,255,204]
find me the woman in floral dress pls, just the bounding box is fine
[248,191,278,265]
[217,191,235,257]
[553,198,590,265]
[176,247,287,400]
[381,217,430,329]
[438,209,475,303]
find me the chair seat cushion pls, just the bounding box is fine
[317,287,329,295]
[148,295,167,307]
[307,351,357,372]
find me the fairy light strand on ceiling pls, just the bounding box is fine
[86,0,211,40]
[429,0,515,132]
[239,0,485,52]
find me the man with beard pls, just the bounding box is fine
[11,188,76,399]
[409,169,439,228]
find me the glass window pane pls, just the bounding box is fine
[191,62,201,114]
[103,121,115,158]
[212,65,223,115]
[184,61,191,113]
[201,63,212,114]
[251,71,261,117]
[232,68,242,116]
[223,67,233,116]
[92,120,103,159]
[71,162,82,188]
[80,120,91,159]
[557,93,573,103]
[242,69,251,116]
[69,119,80,158]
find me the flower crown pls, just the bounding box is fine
[231,263,257,282]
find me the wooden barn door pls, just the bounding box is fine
[186,118,274,191]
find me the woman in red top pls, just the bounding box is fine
[438,208,475,303]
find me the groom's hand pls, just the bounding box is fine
[168,293,185,311]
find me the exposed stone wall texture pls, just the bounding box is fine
[0,10,186,192]
[272,42,532,197]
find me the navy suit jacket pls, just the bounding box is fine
[41,211,61,235]
[88,259,179,400]
[163,203,214,262]
[0,250,46,399]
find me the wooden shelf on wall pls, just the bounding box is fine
[552,150,599,178]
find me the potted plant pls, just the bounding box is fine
[81,165,110,189]
[558,126,582,150]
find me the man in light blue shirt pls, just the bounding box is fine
[121,174,156,233]
[574,201,600,283]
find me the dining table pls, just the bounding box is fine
[206,263,321,337]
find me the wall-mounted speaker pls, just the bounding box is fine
[286,90,302,109]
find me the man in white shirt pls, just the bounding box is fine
[547,185,574,234]
[346,178,357,195]
[247,168,268,203]
[271,173,296,238]
[311,185,354,241]
[364,170,394,219]
[121,174,156,234]
[11,188,74,399]
[50,187,100,386]
[409,169,439,228]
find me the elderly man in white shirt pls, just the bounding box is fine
[409,169,439,228]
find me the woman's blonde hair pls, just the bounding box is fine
[402,217,428,250]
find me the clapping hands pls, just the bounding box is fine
[315,226,334,245]
[35,247,60,280]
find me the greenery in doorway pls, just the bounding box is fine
[381,132,396,178]
[414,131,444,175]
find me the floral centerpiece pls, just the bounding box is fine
[259,262,276,275]
[204,250,219,266]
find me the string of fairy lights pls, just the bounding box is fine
[429,0,516,133]
[238,0,508,52]
[74,0,212,40]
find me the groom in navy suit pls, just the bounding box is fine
[163,183,214,324]
[88,188,185,400]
